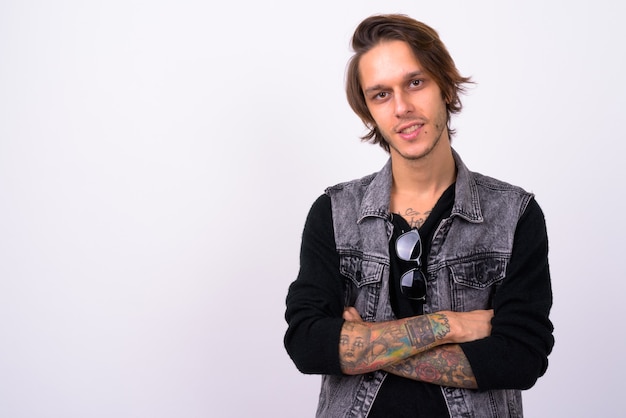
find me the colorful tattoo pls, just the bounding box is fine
[384,345,477,388]
[339,314,448,373]
[404,316,436,348]
[427,313,451,340]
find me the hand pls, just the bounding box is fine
[442,309,494,343]
[343,306,363,322]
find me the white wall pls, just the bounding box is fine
[1,1,623,417]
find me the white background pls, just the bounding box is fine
[1,1,623,417]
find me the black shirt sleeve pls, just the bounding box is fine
[284,194,345,375]
[460,198,555,390]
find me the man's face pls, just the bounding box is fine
[359,40,449,161]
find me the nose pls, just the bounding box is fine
[393,91,413,117]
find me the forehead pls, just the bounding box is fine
[359,40,423,88]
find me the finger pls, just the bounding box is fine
[343,307,363,322]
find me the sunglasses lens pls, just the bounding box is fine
[400,269,426,301]
[396,230,421,262]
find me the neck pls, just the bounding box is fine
[390,143,456,201]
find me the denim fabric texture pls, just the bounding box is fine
[317,149,531,418]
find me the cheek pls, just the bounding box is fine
[367,104,391,126]
[430,99,448,127]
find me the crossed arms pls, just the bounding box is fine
[340,306,493,389]
[284,195,553,390]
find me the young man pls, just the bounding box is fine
[284,14,554,418]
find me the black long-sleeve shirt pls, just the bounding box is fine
[284,187,554,416]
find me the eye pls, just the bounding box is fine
[374,91,388,100]
[409,79,423,88]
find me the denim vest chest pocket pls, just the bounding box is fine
[444,255,508,311]
[339,253,387,321]
[339,253,385,287]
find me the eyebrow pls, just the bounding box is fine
[363,71,425,95]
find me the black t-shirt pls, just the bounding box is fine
[369,184,454,417]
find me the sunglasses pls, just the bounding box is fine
[395,229,427,302]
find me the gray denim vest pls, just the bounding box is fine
[317,150,532,418]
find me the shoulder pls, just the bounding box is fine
[472,171,532,196]
[308,193,331,217]
[324,171,378,196]
[471,171,536,214]
[518,197,547,232]
[453,149,532,204]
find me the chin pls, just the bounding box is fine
[394,144,434,160]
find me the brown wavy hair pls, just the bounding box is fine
[346,14,473,151]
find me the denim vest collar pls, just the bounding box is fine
[358,148,483,224]
[357,159,392,224]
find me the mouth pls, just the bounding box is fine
[399,124,422,134]
[396,122,424,139]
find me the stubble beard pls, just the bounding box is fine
[386,115,448,162]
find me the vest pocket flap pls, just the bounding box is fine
[448,257,507,289]
[339,255,384,287]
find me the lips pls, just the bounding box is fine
[395,121,424,139]
[400,124,422,134]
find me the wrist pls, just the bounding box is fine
[426,312,452,343]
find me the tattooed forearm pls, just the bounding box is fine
[340,321,413,373]
[428,313,451,340]
[384,345,477,389]
[404,316,436,348]
[340,314,450,375]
